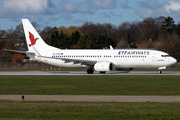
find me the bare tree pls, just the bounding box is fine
[155,33,180,60]
[40,26,54,39]
[139,17,160,43]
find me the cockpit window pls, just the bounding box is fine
[161,55,171,57]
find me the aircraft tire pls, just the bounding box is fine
[87,69,94,74]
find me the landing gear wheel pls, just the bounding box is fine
[100,71,106,74]
[87,69,94,74]
[158,70,162,74]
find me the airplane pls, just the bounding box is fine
[5,19,177,74]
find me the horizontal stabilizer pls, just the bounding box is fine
[4,49,35,59]
[4,49,27,54]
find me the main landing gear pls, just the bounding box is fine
[158,70,162,74]
[87,68,106,74]
[87,68,94,74]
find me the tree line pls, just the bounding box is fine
[44,16,180,61]
[0,16,180,63]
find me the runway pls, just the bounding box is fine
[0,95,180,102]
[0,70,180,75]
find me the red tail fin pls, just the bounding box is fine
[28,32,39,47]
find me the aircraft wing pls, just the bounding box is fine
[46,57,97,66]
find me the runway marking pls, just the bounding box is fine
[1,95,180,102]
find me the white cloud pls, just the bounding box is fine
[92,0,116,9]
[61,0,116,14]
[138,0,159,9]
[137,8,153,18]
[78,1,93,13]
[0,0,56,17]
[26,15,42,22]
[62,1,78,13]
[164,0,180,13]
[137,0,180,19]
[136,0,160,19]
[158,0,180,19]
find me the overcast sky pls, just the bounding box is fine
[0,0,180,30]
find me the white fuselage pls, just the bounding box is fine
[20,19,177,73]
[34,49,177,69]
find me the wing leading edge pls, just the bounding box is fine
[45,56,97,66]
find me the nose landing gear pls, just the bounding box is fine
[158,67,166,74]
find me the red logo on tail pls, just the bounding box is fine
[28,32,39,47]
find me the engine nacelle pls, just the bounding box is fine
[94,62,113,71]
[115,68,133,71]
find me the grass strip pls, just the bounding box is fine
[0,75,180,95]
[0,101,180,120]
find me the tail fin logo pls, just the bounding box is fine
[28,32,39,47]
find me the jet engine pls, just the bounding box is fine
[94,62,113,71]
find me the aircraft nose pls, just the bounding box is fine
[171,57,177,64]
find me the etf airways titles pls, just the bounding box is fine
[118,51,150,56]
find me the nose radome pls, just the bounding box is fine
[171,57,177,64]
